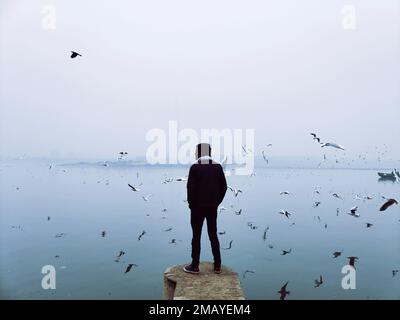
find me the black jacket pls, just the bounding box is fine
[187,159,227,209]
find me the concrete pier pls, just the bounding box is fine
[163,262,245,300]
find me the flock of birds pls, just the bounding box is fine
[112,133,397,300]
[9,127,399,298]
[9,53,400,299]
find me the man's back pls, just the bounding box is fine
[187,160,227,209]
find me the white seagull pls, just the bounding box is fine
[228,186,243,197]
[347,206,360,217]
[175,177,187,182]
[128,183,142,192]
[142,194,153,201]
[320,143,345,151]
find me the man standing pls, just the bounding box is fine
[184,143,227,274]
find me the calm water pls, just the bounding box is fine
[0,160,399,299]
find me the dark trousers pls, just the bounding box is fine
[190,207,221,268]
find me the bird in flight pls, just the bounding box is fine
[320,142,345,151]
[222,240,233,250]
[124,263,138,274]
[101,230,106,237]
[347,256,358,268]
[279,210,291,218]
[142,194,153,201]
[313,201,321,208]
[118,151,128,160]
[332,193,341,199]
[228,186,242,197]
[138,230,146,241]
[262,227,269,241]
[128,183,141,192]
[365,223,373,228]
[70,51,82,58]
[262,150,269,163]
[393,270,399,277]
[348,206,360,218]
[380,198,398,211]
[333,251,343,258]
[281,249,292,256]
[280,191,291,195]
[242,270,255,279]
[235,209,242,215]
[310,133,321,143]
[241,145,252,155]
[55,233,67,238]
[175,177,187,182]
[278,282,290,300]
[314,275,323,288]
[116,251,125,258]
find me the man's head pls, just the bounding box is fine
[195,143,211,159]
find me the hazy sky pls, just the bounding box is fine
[0,0,399,159]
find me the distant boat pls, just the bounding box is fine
[378,169,399,181]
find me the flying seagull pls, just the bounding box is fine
[169,239,181,245]
[242,270,255,279]
[164,227,172,232]
[347,256,358,268]
[70,51,82,58]
[380,198,398,211]
[393,270,399,277]
[124,263,138,274]
[55,233,67,238]
[175,177,187,182]
[116,251,125,259]
[332,193,341,199]
[218,206,227,214]
[314,275,323,288]
[313,201,321,208]
[278,282,290,300]
[279,210,291,218]
[262,227,269,241]
[280,191,291,195]
[241,145,252,155]
[118,151,128,160]
[262,151,269,164]
[228,186,242,197]
[222,240,233,250]
[320,142,345,151]
[366,223,373,228]
[281,249,292,255]
[333,251,342,258]
[128,183,141,192]
[138,230,146,241]
[348,206,360,218]
[101,230,106,237]
[162,177,174,184]
[310,133,321,143]
[142,194,153,201]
